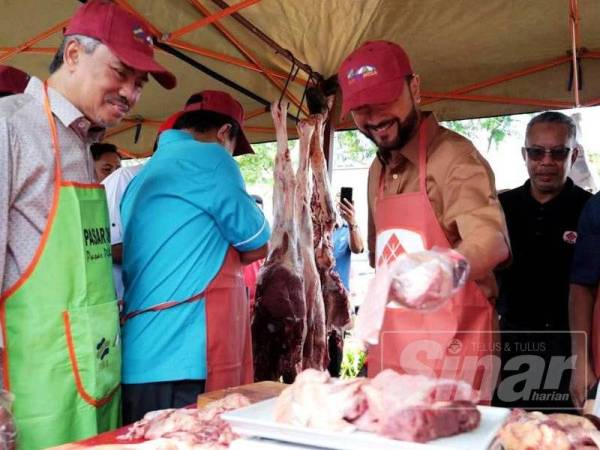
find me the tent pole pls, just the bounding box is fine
[208,0,322,82]
[154,41,298,123]
[570,0,581,107]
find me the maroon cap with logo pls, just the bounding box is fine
[65,0,176,89]
[338,40,413,116]
[0,65,29,96]
[183,90,254,156]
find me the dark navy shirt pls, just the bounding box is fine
[571,191,600,286]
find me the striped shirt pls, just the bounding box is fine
[0,76,103,295]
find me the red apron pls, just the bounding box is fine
[369,122,496,403]
[123,247,253,392]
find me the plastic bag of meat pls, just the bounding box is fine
[386,248,469,310]
[0,390,16,450]
[355,248,469,345]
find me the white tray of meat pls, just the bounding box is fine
[222,398,509,450]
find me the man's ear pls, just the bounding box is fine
[63,39,81,73]
[410,74,421,104]
[216,123,232,143]
[571,146,579,165]
[521,147,527,162]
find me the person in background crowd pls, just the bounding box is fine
[91,142,122,182]
[120,90,267,423]
[0,65,29,97]
[0,0,176,447]
[495,111,591,412]
[338,40,509,402]
[333,196,364,292]
[569,191,600,410]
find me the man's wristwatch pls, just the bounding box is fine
[349,223,359,231]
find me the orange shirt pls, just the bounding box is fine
[367,113,510,299]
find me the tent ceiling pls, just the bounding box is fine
[2,0,599,155]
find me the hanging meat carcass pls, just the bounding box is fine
[252,102,308,383]
[309,107,352,374]
[253,102,329,382]
[253,96,350,382]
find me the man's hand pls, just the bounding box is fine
[339,198,364,253]
[338,198,356,227]
[570,356,597,410]
[239,244,268,265]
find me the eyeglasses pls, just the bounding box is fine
[523,147,573,161]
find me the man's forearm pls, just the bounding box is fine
[569,283,596,360]
[348,226,364,254]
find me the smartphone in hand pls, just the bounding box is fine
[340,186,353,205]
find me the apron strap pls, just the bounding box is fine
[42,81,63,182]
[121,289,207,325]
[417,120,427,193]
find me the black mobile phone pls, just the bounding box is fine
[340,186,353,205]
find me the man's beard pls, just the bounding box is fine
[362,106,419,164]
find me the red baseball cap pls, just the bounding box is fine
[338,40,413,116]
[158,111,183,134]
[0,65,29,95]
[183,90,254,156]
[65,0,176,90]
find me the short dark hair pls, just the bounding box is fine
[526,111,577,141]
[49,35,101,74]
[173,109,240,139]
[90,142,120,161]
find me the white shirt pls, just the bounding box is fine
[102,164,143,299]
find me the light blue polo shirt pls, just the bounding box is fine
[120,130,270,384]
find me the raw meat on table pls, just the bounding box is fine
[111,393,250,449]
[494,409,600,450]
[274,368,481,443]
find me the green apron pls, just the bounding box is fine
[0,83,121,449]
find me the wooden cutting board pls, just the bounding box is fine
[197,381,287,408]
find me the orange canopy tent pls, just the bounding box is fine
[1,0,599,157]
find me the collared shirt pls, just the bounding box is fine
[0,77,103,294]
[367,113,509,299]
[497,178,591,329]
[121,130,270,384]
[571,191,600,286]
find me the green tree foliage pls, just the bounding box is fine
[239,115,517,186]
[238,142,277,185]
[334,130,376,168]
[444,116,515,151]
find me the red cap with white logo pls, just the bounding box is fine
[65,0,176,89]
[338,40,413,116]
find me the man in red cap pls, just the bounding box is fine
[0,65,29,97]
[102,91,252,304]
[338,41,509,401]
[119,90,266,422]
[0,1,175,447]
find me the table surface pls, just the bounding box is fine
[50,381,286,449]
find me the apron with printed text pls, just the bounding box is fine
[0,83,120,449]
